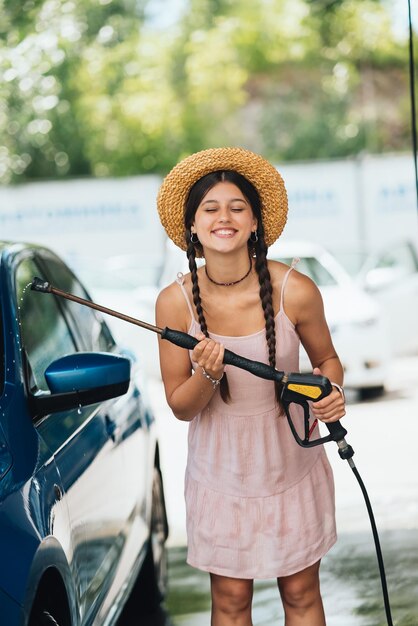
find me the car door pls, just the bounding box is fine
[15,253,129,622]
[36,252,151,613]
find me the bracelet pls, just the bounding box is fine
[331,382,345,402]
[201,367,224,390]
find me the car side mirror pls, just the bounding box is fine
[363,266,406,292]
[30,352,131,418]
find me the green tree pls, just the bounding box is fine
[0,0,413,183]
[0,0,148,183]
[251,0,411,161]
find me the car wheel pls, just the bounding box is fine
[28,574,71,626]
[120,467,168,619]
[149,466,169,600]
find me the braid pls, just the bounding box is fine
[186,232,231,402]
[253,230,282,402]
[187,240,209,337]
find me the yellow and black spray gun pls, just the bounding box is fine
[31,277,393,625]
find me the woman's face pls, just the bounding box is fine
[192,181,257,255]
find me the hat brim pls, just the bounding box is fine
[157,147,288,251]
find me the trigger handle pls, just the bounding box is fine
[324,420,348,442]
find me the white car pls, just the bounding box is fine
[268,240,391,396]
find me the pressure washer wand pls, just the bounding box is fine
[30,277,346,444]
[31,277,283,373]
[30,276,393,625]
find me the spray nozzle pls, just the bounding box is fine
[31,277,52,293]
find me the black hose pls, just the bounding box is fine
[351,463,393,626]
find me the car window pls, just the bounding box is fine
[373,242,418,276]
[41,257,115,353]
[15,258,77,392]
[272,256,337,287]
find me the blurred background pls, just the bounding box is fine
[1,0,418,623]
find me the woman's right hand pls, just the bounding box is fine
[192,332,225,381]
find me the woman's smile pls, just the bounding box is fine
[211,227,238,238]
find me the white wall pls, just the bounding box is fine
[278,152,418,271]
[0,175,166,270]
[0,152,417,275]
[278,159,360,266]
[360,153,417,249]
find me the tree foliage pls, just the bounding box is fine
[0,0,413,183]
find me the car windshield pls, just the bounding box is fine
[16,257,77,392]
[275,256,337,287]
[359,241,418,277]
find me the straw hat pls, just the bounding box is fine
[157,147,288,251]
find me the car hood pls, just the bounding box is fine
[320,284,380,327]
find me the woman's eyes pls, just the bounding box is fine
[204,206,245,212]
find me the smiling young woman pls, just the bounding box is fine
[155,147,345,626]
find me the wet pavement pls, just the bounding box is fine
[119,529,418,625]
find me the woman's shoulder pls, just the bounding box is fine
[267,259,321,316]
[267,259,303,290]
[267,259,292,279]
[156,273,194,329]
[157,275,186,307]
[268,259,318,291]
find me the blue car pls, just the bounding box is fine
[0,241,168,625]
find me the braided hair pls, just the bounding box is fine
[184,170,281,403]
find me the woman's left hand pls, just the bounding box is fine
[310,367,346,423]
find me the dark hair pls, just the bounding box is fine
[184,170,281,403]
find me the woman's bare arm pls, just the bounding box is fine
[156,284,224,421]
[286,270,345,422]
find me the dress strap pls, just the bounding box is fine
[280,258,299,312]
[176,272,196,323]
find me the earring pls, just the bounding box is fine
[190,232,199,244]
[250,231,258,243]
